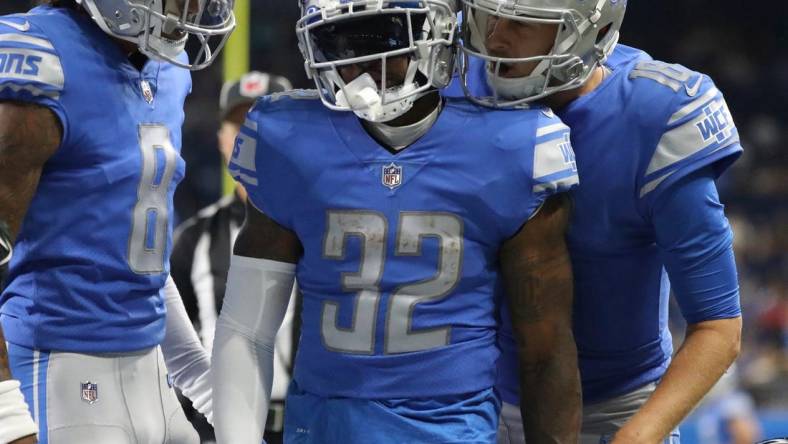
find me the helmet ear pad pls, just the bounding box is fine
[77,0,152,38]
[428,13,458,89]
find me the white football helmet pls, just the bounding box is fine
[459,0,626,107]
[77,0,236,70]
[296,0,458,122]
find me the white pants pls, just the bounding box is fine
[497,383,680,444]
[8,343,198,444]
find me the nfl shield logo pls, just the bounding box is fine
[140,80,154,104]
[81,381,98,404]
[382,162,403,190]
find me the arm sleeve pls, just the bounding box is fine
[0,19,68,142]
[212,256,295,444]
[160,276,213,422]
[652,167,741,324]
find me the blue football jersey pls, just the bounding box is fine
[468,45,743,405]
[230,91,579,399]
[0,7,190,352]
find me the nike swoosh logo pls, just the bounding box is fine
[684,75,702,97]
[0,20,30,32]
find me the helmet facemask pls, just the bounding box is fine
[459,0,624,108]
[297,0,457,123]
[77,0,236,70]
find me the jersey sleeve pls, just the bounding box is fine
[497,109,579,238]
[0,18,67,137]
[652,167,741,324]
[530,110,579,200]
[638,73,742,208]
[228,96,298,230]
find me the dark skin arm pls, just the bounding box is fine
[499,194,581,444]
[233,200,302,263]
[0,101,61,444]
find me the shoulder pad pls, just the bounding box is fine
[605,44,651,70]
[634,61,741,199]
[248,89,322,116]
[268,88,320,103]
[532,109,577,194]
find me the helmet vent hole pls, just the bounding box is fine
[595,23,612,44]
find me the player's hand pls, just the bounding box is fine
[9,434,37,444]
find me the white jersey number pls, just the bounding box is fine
[321,211,463,355]
[630,60,696,94]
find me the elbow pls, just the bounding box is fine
[690,315,742,365]
[729,319,743,363]
[723,315,743,364]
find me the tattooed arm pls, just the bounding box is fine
[0,101,61,444]
[212,202,302,443]
[0,102,61,241]
[499,194,581,444]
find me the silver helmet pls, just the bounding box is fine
[459,0,626,107]
[76,0,236,70]
[296,0,458,122]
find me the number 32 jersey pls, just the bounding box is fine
[230,92,579,399]
[0,7,190,352]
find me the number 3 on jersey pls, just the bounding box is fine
[128,124,178,274]
[322,211,463,355]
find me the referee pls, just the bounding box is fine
[171,71,296,444]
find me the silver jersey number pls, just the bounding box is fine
[321,211,463,355]
[128,124,178,274]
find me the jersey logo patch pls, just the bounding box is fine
[696,101,733,143]
[140,80,154,104]
[382,162,403,189]
[684,75,703,97]
[0,20,30,32]
[558,133,577,172]
[0,51,40,76]
[80,381,98,404]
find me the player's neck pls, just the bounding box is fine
[112,39,149,71]
[543,66,606,111]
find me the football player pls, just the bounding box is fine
[0,0,234,442]
[452,1,744,443]
[212,0,582,443]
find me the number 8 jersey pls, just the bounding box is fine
[0,7,189,352]
[230,91,579,399]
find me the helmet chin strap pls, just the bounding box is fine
[486,58,550,100]
[146,15,188,61]
[485,14,583,101]
[334,60,422,123]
